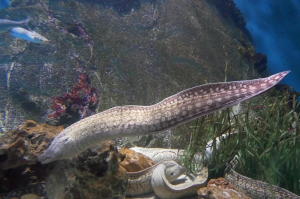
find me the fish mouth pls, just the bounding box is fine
[38,153,51,164]
[38,149,56,164]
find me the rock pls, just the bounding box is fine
[20,194,41,199]
[197,178,251,199]
[0,0,258,135]
[45,141,128,199]
[0,120,60,196]
[0,183,46,199]
[119,148,155,172]
[0,121,128,199]
[0,120,64,170]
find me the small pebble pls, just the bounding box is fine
[20,194,41,199]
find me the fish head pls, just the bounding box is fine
[32,35,50,44]
[38,133,75,164]
[164,160,186,182]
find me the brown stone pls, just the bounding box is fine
[0,120,128,199]
[0,120,64,171]
[46,142,128,199]
[20,194,41,199]
[197,178,251,199]
[19,120,64,137]
[0,121,62,196]
[118,148,155,172]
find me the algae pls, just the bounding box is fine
[183,89,300,195]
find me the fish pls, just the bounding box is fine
[10,27,49,44]
[0,18,30,33]
[38,71,290,164]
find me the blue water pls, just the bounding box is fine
[0,0,10,9]
[234,0,300,92]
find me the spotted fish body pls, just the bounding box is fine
[39,71,290,164]
[130,147,202,165]
[151,164,207,199]
[225,156,300,199]
[127,160,186,196]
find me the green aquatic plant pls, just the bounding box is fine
[237,90,300,195]
[182,89,300,195]
[181,107,240,173]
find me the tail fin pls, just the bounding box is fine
[21,18,31,31]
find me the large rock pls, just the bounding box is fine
[197,178,251,199]
[0,0,257,134]
[0,120,63,171]
[45,141,128,199]
[119,148,155,172]
[0,121,128,199]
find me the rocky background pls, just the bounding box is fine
[0,0,261,133]
[0,0,262,198]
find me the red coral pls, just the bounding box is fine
[47,73,100,124]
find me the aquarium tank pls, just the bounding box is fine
[0,0,299,199]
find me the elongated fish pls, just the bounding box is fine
[38,71,290,164]
[0,18,30,33]
[10,27,49,44]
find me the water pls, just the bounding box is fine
[234,0,300,92]
[0,0,10,10]
[0,0,299,198]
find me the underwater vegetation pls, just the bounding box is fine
[215,0,246,29]
[235,29,268,74]
[183,89,300,195]
[238,91,300,195]
[47,73,100,126]
[237,45,267,74]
